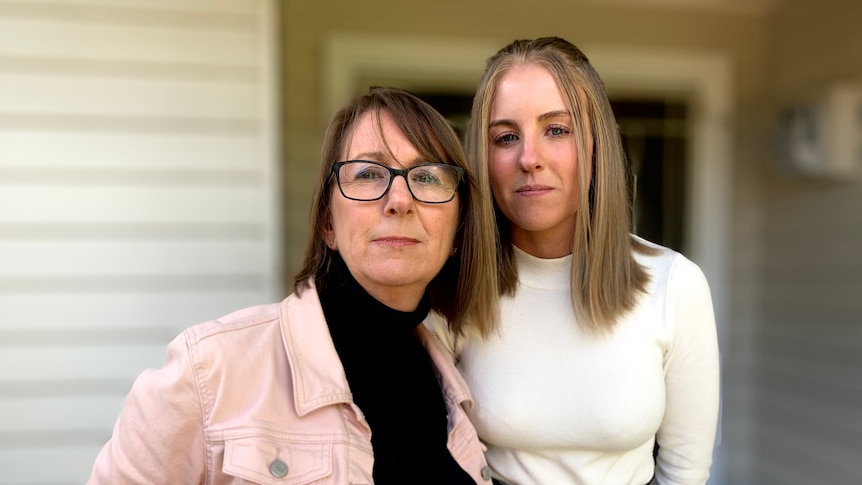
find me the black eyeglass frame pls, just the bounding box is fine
[330,160,464,204]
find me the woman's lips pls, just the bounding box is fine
[374,236,420,247]
[516,185,552,197]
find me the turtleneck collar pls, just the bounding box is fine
[513,244,572,290]
[318,254,431,337]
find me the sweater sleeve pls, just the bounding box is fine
[655,256,720,485]
[88,332,206,484]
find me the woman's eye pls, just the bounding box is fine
[354,168,386,180]
[412,171,441,186]
[493,133,519,145]
[547,125,570,137]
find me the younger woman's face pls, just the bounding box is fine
[487,62,581,258]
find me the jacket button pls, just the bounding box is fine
[481,465,492,480]
[270,458,288,478]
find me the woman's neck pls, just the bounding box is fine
[512,228,573,259]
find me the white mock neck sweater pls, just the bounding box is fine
[429,237,719,485]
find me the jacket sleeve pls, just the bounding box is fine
[88,331,206,484]
[655,256,721,485]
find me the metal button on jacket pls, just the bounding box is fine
[269,458,288,478]
[481,465,493,480]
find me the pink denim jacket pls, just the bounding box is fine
[88,281,491,484]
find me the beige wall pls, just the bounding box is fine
[281,2,773,484]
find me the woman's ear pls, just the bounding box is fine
[323,225,337,250]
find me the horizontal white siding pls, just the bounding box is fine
[0,76,260,118]
[0,1,280,484]
[0,447,105,485]
[0,19,258,64]
[0,132,261,169]
[0,292,267,330]
[0,186,264,222]
[0,396,128,432]
[2,344,171,382]
[0,241,267,275]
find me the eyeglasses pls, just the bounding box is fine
[331,160,464,204]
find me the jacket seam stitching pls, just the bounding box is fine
[185,330,213,483]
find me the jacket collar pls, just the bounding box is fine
[279,279,475,416]
[279,279,353,416]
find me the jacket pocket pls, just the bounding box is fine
[223,435,333,484]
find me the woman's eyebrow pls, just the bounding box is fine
[350,151,387,161]
[489,119,516,129]
[538,110,571,121]
[489,110,571,129]
[349,151,432,167]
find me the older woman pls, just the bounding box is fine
[431,37,720,485]
[88,87,499,484]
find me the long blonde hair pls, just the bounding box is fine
[469,37,654,334]
[295,86,499,337]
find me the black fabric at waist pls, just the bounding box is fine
[492,476,656,485]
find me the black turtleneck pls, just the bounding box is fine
[318,256,473,485]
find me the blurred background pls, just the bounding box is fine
[1,0,861,483]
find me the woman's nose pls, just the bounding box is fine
[384,175,415,213]
[518,136,542,172]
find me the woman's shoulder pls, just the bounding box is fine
[632,234,678,261]
[169,293,324,397]
[631,234,710,292]
[632,234,699,270]
[183,283,322,346]
[182,300,285,346]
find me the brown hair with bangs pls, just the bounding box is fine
[294,86,499,337]
[469,37,656,334]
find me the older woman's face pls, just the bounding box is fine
[325,110,460,311]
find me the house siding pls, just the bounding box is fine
[0,1,281,483]
[755,1,862,484]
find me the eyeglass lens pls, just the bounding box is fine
[336,161,460,203]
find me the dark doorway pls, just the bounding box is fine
[611,98,688,253]
[413,92,473,143]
